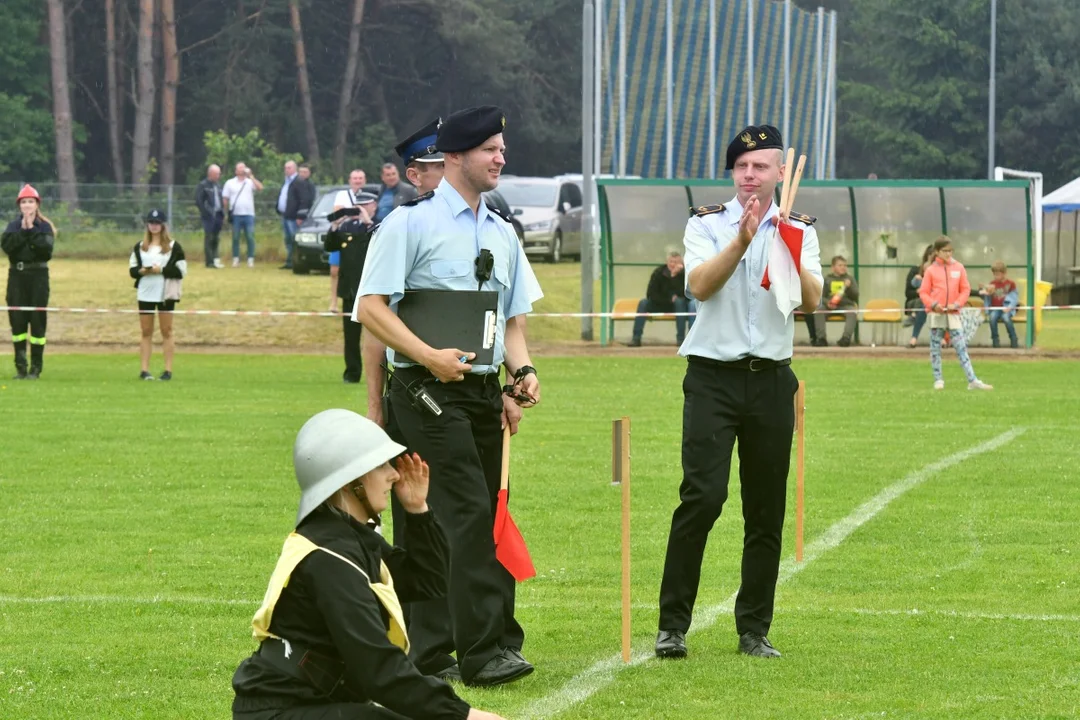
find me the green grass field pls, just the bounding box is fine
[1,354,1078,719]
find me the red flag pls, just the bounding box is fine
[494,425,535,582]
[761,219,805,290]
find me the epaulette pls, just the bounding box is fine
[788,210,817,226]
[690,203,725,217]
[485,201,514,224]
[403,190,435,207]
[369,221,381,236]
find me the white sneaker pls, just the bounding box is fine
[933,380,945,391]
[247,257,255,268]
[232,257,240,268]
[213,258,224,268]
[968,380,993,391]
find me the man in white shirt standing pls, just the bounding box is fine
[333,169,370,214]
[222,162,264,267]
[277,160,298,270]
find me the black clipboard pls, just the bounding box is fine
[395,289,499,366]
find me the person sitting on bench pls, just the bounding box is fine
[628,251,695,346]
[813,255,859,347]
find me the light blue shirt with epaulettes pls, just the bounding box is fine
[678,196,822,362]
[354,177,543,374]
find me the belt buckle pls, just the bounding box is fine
[15,261,24,271]
[748,358,766,372]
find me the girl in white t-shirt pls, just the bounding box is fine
[128,209,187,380]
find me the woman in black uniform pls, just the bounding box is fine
[2,184,55,380]
[231,409,506,720]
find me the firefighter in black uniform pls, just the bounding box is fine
[2,184,55,380]
[325,191,378,384]
[230,408,506,720]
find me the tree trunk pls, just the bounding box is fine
[333,0,366,177]
[159,0,179,187]
[105,0,124,187]
[288,0,321,164]
[131,0,156,192]
[46,0,79,209]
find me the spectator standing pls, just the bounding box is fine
[128,209,187,381]
[334,169,369,213]
[375,163,418,223]
[222,162,263,267]
[286,164,316,228]
[627,251,695,346]
[979,260,1019,348]
[2,184,55,380]
[195,164,225,269]
[327,191,378,384]
[904,245,934,348]
[918,237,993,390]
[812,255,859,347]
[276,160,298,270]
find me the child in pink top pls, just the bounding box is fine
[918,237,993,391]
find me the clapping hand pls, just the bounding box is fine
[393,453,429,513]
[738,196,760,243]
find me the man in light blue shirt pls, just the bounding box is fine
[655,124,823,663]
[277,160,297,270]
[355,105,543,688]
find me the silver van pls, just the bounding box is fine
[497,176,583,262]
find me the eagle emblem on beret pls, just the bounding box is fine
[741,132,755,149]
[501,116,506,128]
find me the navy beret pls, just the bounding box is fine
[395,119,444,165]
[436,106,506,153]
[145,208,167,223]
[725,124,783,170]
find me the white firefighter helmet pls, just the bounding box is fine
[293,409,406,525]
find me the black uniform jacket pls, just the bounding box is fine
[231,505,469,720]
[324,219,375,301]
[2,218,54,265]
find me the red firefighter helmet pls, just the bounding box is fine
[17,184,41,206]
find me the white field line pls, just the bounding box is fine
[842,607,1080,623]
[518,427,1026,720]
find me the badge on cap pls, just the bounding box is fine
[741,132,756,149]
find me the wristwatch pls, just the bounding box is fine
[513,365,537,382]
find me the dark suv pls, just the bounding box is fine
[292,184,380,274]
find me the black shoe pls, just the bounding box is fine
[13,369,26,380]
[813,338,828,347]
[464,650,533,687]
[26,369,40,380]
[655,629,687,659]
[159,371,172,381]
[432,663,462,683]
[1010,340,1019,349]
[504,647,529,665]
[837,335,851,347]
[343,376,360,384]
[626,337,642,347]
[139,371,155,381]
[738,632,781,658]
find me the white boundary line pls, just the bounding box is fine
[518,427,1026,720]
[841,607,1080,623]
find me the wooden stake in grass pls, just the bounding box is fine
[612,417,631,663]
[795,381,806,563]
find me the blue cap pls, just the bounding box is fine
[395,119,444,165]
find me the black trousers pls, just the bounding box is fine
[658,357,798,638]
[389,368,523,682]
[203,213,223,266]
[6,269,49,371]
[234,703,407,720]
[342,300,362,382]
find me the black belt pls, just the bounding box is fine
[688,355,791,371]
[392,365,499,384]
[11,261,48,271]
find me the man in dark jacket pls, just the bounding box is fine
[194,164,224,268]
[326,192,378,384]
[629,251,694,346]
[286,164,316,225]
[374,163,419,223]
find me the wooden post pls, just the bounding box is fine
[795,381,806,562]
[613,417,631,662]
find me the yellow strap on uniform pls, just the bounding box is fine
[11,333,28,342]
[29,336,46,345]
[251,532,409,653]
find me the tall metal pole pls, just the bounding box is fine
[820,11,835,176]
[814,7,825,179]
[708,0,717,178]
[746,0,755,125]
[666,0,674,178]
[594,0,602,177]
[829,11,837,179]
[618,0,627,177]
[783,0,791,151]
[582,1,596,340]
[988,0,997,178]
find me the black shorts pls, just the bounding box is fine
[138,300,176,313]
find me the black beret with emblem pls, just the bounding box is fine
[436,106,506,153]
[395,118,444,165]
[725,124,783,170]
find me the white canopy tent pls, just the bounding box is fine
[1041,175,1080,288]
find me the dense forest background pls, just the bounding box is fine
[3,0,1079,207]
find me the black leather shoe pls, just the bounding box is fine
[465,651,533,687]
[504,647,530,665]
[26,369,40,380]
[432,663,462,683]
[655,629,687,659]
[739,632,781,658]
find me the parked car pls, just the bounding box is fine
[483,189,525,243]
[496,176,583,262]
[292,183,381,274]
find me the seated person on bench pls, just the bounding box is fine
[813,255,859,347]
[628,251,695,346]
